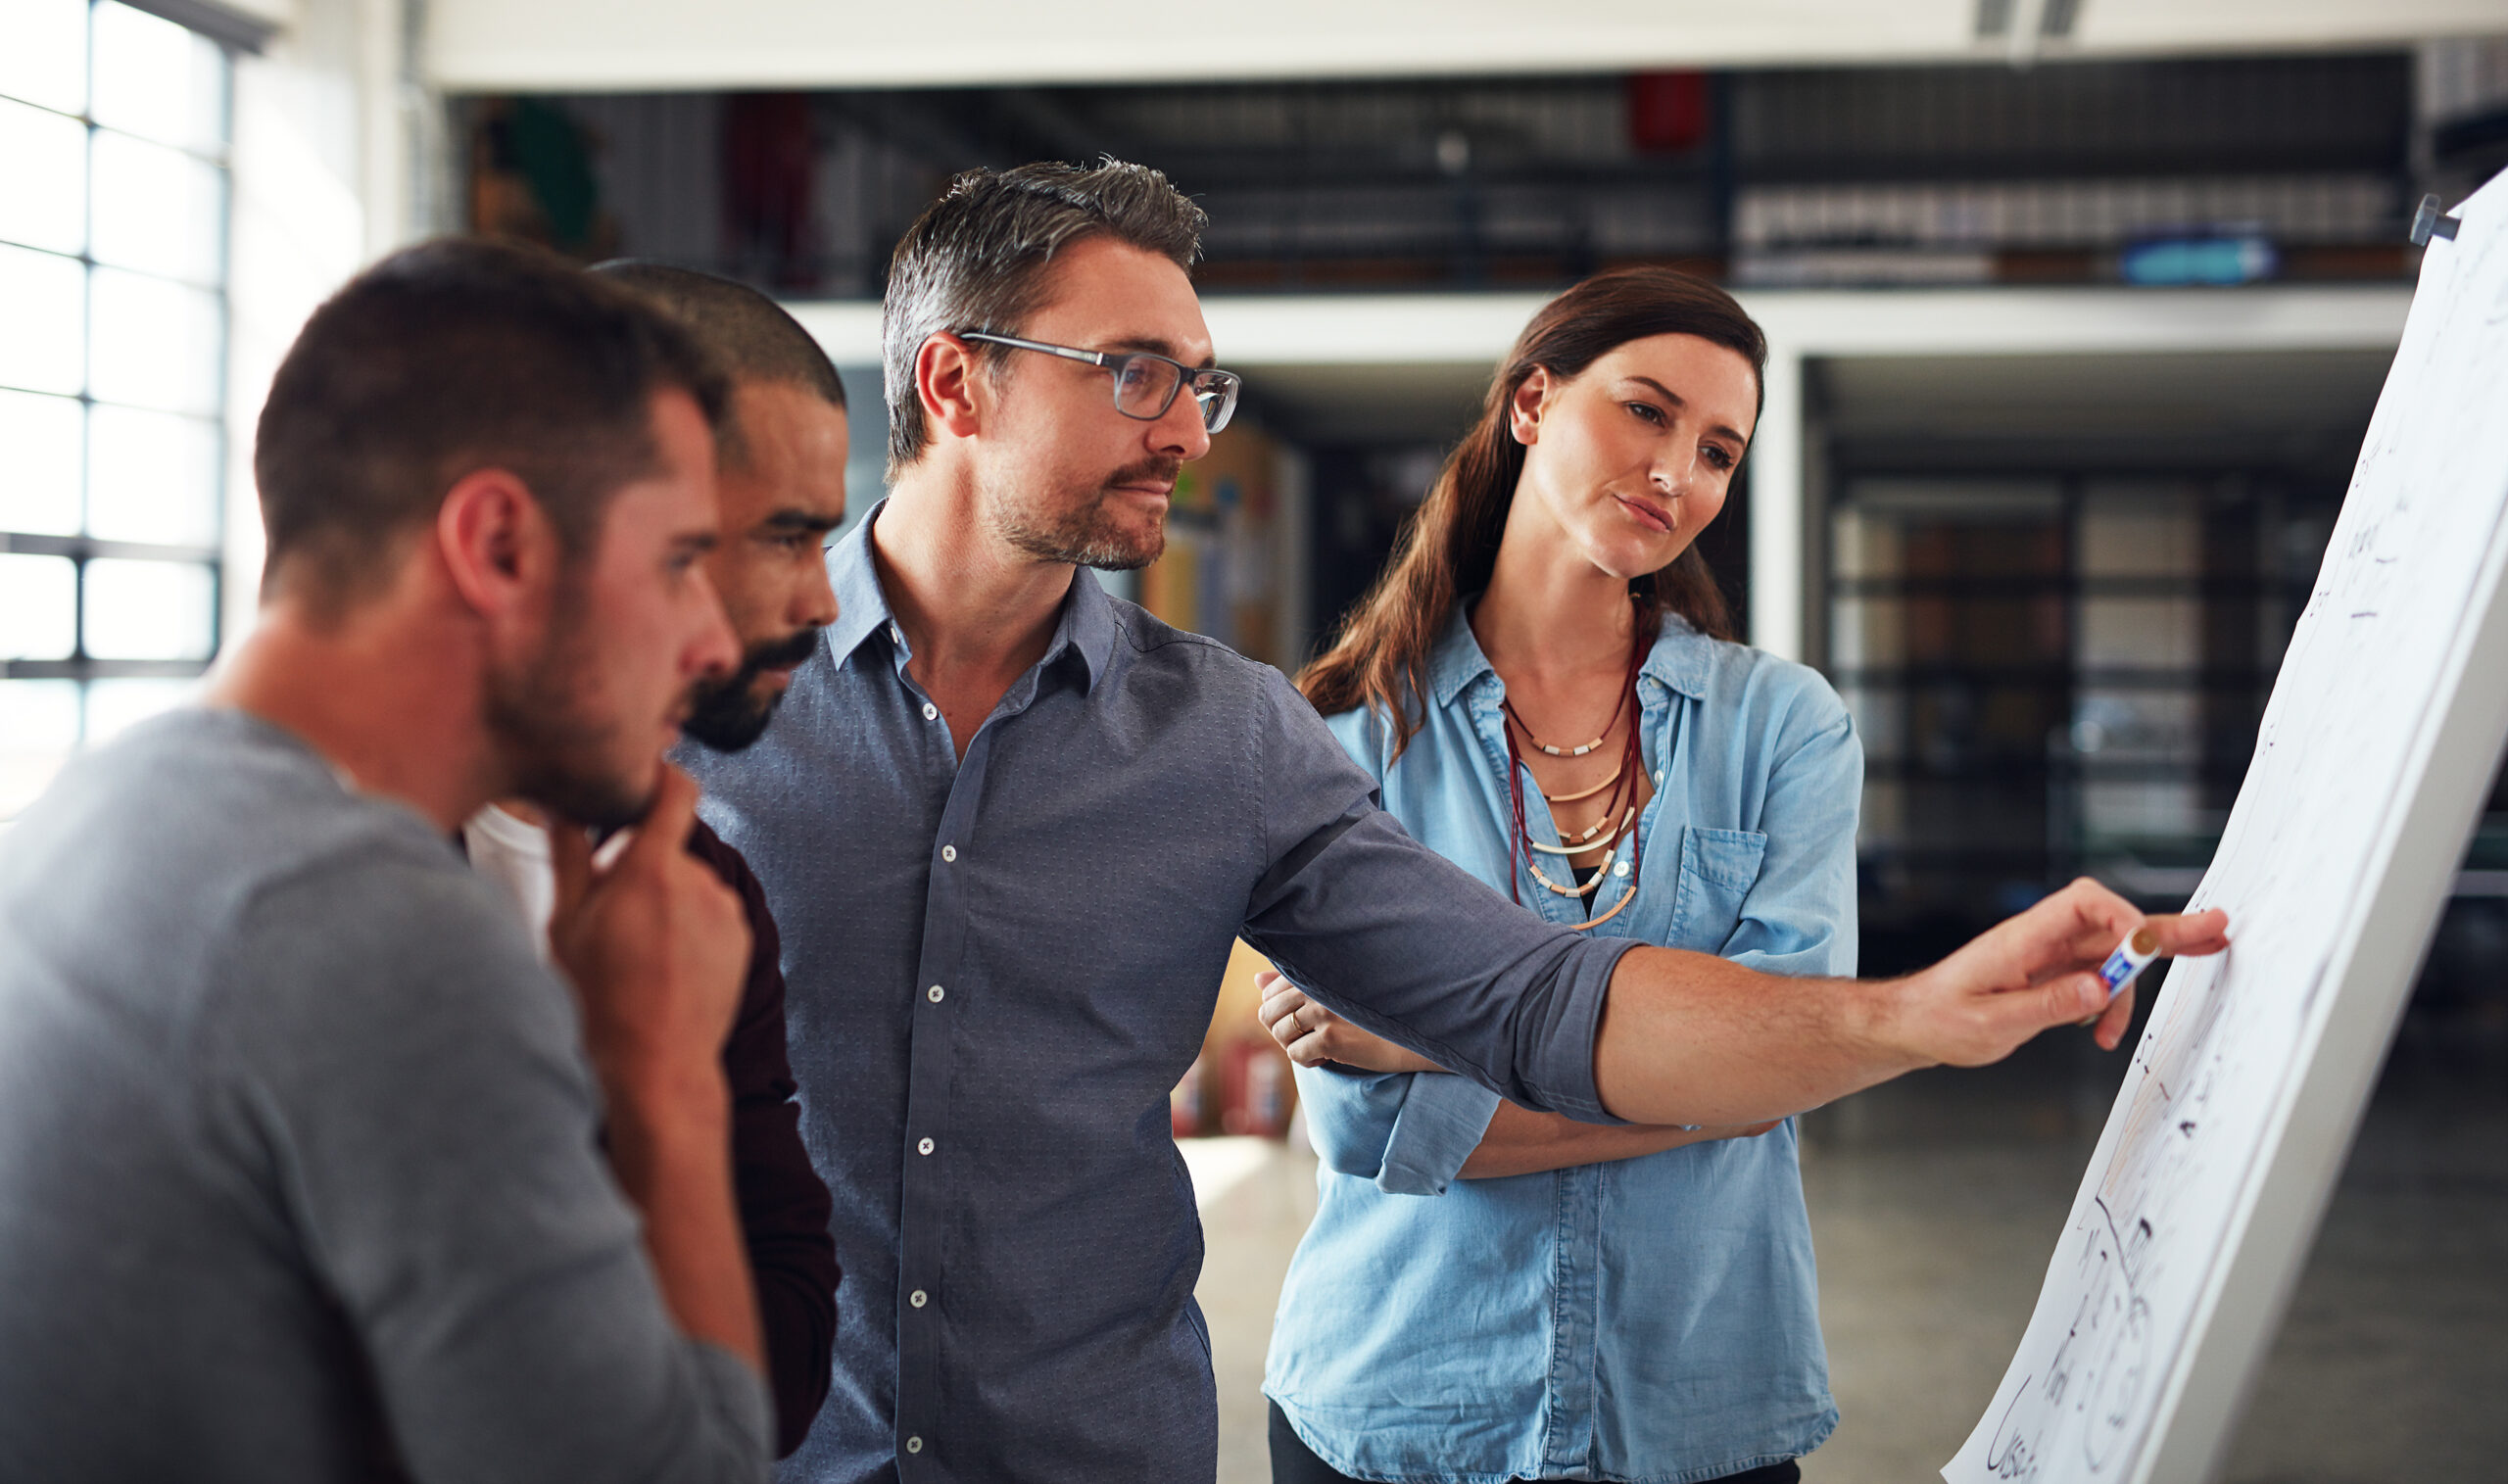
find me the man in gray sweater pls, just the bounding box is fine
[0,241,774,1482]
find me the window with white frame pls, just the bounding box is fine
[1,0,232,821]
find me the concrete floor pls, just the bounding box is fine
[1188,1031,2508,1484]
[1185,1136,1322,1484]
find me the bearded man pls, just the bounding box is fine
[0,241,771,1483]
[683,162,2227,1484]
[460,263,851,1457]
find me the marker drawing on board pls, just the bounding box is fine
[2099,927,2163,1002]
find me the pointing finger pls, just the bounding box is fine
[2142,908,2231,957]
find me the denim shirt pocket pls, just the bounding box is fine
[1668,826,1768,951]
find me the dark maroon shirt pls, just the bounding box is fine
[684,817,841,1458]
[454,816,838,1458]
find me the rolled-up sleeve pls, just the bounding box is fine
[1239,671,1636,1125]
[1294,1060,1505,1196]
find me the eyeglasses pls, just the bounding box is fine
[959,331,1241,435]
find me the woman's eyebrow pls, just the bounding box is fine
[1625,375,1749,446]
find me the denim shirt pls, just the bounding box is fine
[680,504,1643,1484]
[1264,608,1862,1484]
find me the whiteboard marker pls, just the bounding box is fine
[2098,927,2162,1001]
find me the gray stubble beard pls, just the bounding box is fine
[984,459,1176,572]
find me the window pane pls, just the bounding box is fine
[87,407,220,547]
[90,268,222,415]
[85,676,198,742]
[82,557,217,660]
[0,0,88,117]
[0,390,85,537]
[92,129,225,284]
[0,680,83,821]
[90,2,227,156]
[0,97,87,257]
[0,553,79,659]
[0,244,87,396]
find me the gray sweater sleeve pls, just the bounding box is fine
[195,853,770,1484]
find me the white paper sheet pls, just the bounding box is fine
[1946,173,2508,1484]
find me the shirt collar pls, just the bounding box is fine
[821,497,1119,693]
[1427,607,1497,708]
[1425,600,1717,709]
[822,500,898,669]
[1640,613,1714,700]
[1052,566,1119,692]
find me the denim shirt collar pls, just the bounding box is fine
[823,497,1119,694]
[1424,601,1717,711]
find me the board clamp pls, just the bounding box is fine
[2411,194,2462,246]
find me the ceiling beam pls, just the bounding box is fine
[425,0,2508,94]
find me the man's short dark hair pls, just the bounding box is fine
[881,159,1205,477]
[590,261,846,468]
[253,237,731,612]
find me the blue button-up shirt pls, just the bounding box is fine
[1265,609,1861,1484]
[681,503,1641,1484]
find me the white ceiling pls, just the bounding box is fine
[791,287,2411,450]
[1230,348,2398,448]
[1816,347,2396,443]
[790,284,2411,375]
[422,0,2508,93]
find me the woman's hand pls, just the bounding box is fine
[1256,972,1446,1074]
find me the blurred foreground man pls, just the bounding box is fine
[462,262,851,1456]
[687,161,2229,1484]
[0,242,771,1483]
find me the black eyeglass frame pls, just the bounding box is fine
[957,331,1241,434]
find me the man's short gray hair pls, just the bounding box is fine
[881,159,1205,477]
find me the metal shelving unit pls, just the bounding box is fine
[1826,471,2350,972]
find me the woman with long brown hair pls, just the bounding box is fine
[1258,266,1860,1484]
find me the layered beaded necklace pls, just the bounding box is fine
[1500,627,1648,933]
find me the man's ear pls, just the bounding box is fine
[436,467,559,619]
[917,332,987,444]
[1509,367,1554,447]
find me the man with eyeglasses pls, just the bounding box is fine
[680,160,2226,1484]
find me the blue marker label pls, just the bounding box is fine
[2098,928,2162,1000]
[2098,946,2137,992]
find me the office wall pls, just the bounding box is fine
[222,0,435,642]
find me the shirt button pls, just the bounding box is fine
[940,844,956,863]
[1614,860,1631,878]
[922,701,940,721]
[905,1436,924,1454]
[927,984,945,1003]
[909,1289,928,1308]
[918,1136,935,1155]
[1654,770,1665,784]
[889,624,901,645]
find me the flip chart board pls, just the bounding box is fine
[1946,168,2508,1484]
